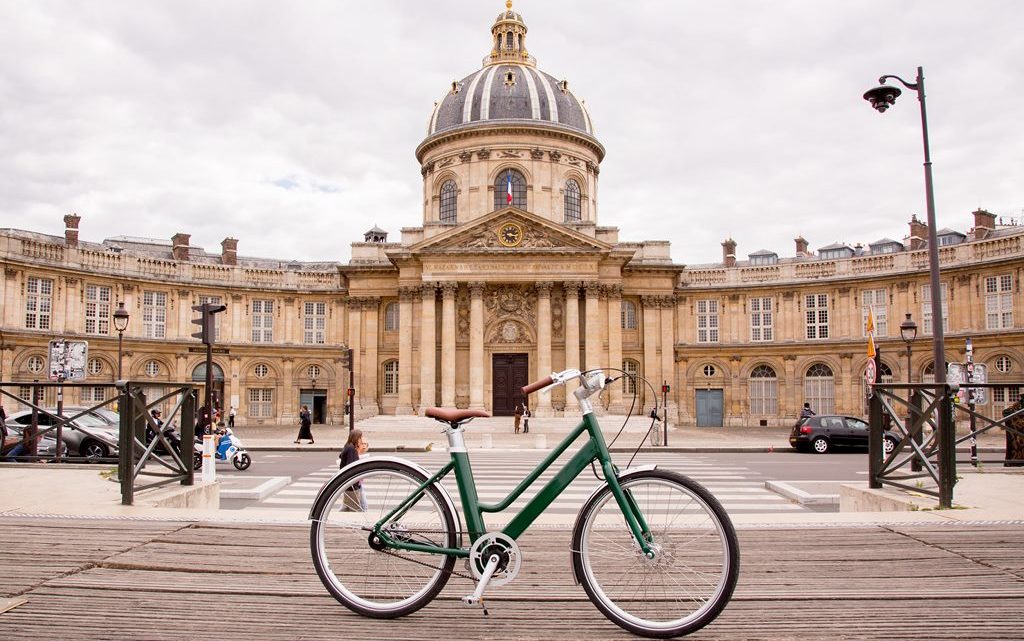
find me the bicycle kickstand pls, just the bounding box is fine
[462,553,501,616]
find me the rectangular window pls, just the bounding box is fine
[251,299,274,343]
[248,388,274,418]
[199,295,223,342]
[25,276,54,330]
[696,299,719,343]
[750,297,773,342]
[985,274,1014,329]
[861,288,888,337]
[748,378,778,415]
[83,386,107,402]
[805,293,829,339]
[304,302,327,344]
[383,361,399,395]
[142,291,167,339]
[84,284,112,335]
[921,283,949,335]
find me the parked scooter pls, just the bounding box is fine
[192,426,252,471]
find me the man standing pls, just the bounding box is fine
[228,406,236,428]
[514,402,523,434]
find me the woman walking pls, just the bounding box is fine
[295,405,314,444]
[339,430,369,511]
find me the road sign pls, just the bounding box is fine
[48,339,88,381]
[864,359,877,385]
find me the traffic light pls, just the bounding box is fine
[341,347,354,369]
[191,303,227,345]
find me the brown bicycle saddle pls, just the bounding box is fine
[424,407,491,423]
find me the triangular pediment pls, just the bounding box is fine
[409,208,613,254]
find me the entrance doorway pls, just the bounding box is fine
[492,353,528,416]
[300,390,328,424]
[695,389,724,427]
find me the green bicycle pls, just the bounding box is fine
[309,369,739,638]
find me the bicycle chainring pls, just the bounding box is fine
[467,532,521,586]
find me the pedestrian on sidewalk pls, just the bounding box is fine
[228,406,236,428]
[522,404,530,434]
[514,402,523,434]
[339,429,369,511]
[295,405,314,444]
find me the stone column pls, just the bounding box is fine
[469,282,486,410]
[563,282,581,415]
[347,298,362,411]
[362,298,380,413]
[642,296,660,409]
[419,283,437,412]
[584,282,602,371]
[605,284,625,414]
[440,282,458,407]
[396,287,417,414]
[535,282,554,417]
[660,296,677,420]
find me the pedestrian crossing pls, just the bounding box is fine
[247,451,806,515]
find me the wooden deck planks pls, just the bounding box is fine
[1,518,1022,640]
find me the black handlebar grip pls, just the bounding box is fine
[521,376,554,395]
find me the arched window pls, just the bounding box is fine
[253,363,269,378]
[384,302,399,331]
[923,361,935,384]
[621,300,637,329]
[146,360,162,378]
[87,358,103,375]
[494,169,527,210]
[506,30,514,50]
[383,360,399,395]
[564,179,581,222]
[748,365,778,415]
[26,355,44,374]
[622,359,640,396]
[439,180,457,224]
[804,363,834,415]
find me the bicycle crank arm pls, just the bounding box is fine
[462,553,501,615]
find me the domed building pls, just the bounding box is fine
[1,2,1022,429]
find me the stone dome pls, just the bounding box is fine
[424,1,595,139]
[428,65,594,137]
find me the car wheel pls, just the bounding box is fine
[811,436,830,454]
[884,437,898,456]
[81,440,109,461]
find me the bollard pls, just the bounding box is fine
[534,434,547,449]
[202,434,216,483]
[482,433,493,449]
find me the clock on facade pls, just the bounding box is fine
[498,221,524,247]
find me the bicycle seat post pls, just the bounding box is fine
[445,421,467,453]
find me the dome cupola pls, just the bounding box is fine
[422,1,597,148]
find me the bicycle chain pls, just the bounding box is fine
[373,529,476,581]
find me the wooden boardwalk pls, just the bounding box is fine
[1,516,1023,640]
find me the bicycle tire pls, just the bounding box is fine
[310,459,457,618]
[571,469,739,638]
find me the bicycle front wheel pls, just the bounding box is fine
[571,470,739,638]
[310,460,457,618]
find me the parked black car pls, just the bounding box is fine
[789,415,899,454]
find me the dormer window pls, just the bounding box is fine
[749,251,778,266]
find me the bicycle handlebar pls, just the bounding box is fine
[521,376,553,395]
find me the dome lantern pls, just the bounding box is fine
[488,0,532,66]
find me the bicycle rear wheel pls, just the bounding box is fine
[571,470,739,638]
[310,460,457,618]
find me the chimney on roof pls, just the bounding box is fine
[794,236,808,257]
[172,233,191,261]
[908,214,928,251]
[221,237,238,266]
[972,208,996,240]
[63,213,81,247]
[722,238,736,268]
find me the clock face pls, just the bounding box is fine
[498,222,523,247]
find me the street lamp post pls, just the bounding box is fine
[899,312,918,386]
[113,302,130,380]
[865,66,952,505]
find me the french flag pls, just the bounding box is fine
[506,173,513,205]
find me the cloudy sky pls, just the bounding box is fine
[1,1,1021,266]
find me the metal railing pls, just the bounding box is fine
[0,380,198,505]
[868,381,1024,508]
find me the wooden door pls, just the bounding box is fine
[492,353,529,416]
